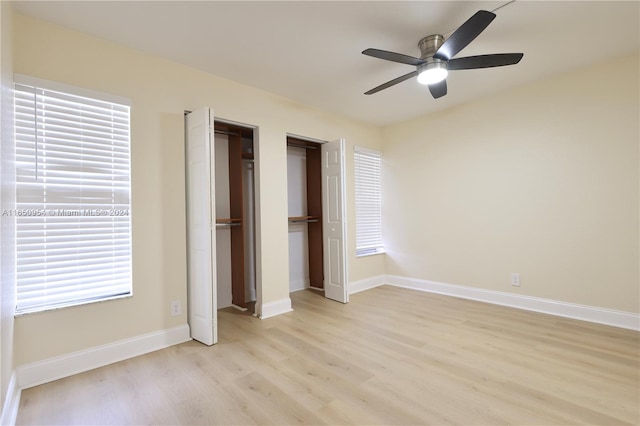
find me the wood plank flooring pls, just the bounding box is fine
[16,286,640,425]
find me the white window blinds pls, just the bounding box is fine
[354,147,383,256]
[14,79,132,314]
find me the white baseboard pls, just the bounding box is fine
[384,275,640,331]
[289,279,309,293]
[348,275,386,294]
[260,297,292,320]
[1,371,20,426]
[16,324,191,390]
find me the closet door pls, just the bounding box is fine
[322,138,349,303]
[185,107,217,345]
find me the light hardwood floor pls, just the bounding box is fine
[16,286,640,425]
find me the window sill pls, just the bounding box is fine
[15,293,132,317]
[356,250,386,258]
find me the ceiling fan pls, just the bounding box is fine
[362,10,524,98]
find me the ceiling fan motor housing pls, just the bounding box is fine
[418,34,445,59]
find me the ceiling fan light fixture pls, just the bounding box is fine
[417,60,448,85]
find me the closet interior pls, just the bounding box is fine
[214,122,256,312]
[287,137,323,293]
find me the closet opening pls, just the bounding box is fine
[214,121,257,314]
[287,136,324,295]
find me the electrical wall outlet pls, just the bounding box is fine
[170,300,182,316]
[511,273,521,287]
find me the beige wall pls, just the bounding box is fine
[383,53,639,313]
[12,14,384,365]
[0,0,15,408]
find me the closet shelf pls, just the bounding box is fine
[288,215,320,224]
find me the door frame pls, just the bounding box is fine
[185,110,262,345]
[285,133,349,302]
[215,117,262,316]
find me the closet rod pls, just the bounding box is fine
[215,223,242,228]
[289,219,319,224]
[215,130,242,137]
[287,143,318,150]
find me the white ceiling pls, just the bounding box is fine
[10,1,640,126]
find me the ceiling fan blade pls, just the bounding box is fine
[428,80,447,99]
[362,48,425,66]
[448,53,524,70]
[434,10,496,61]
[365,70,418,95]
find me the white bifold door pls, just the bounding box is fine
[185,107,217,345]
[322,139,349,304]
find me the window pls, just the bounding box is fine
[13,77,132,314]
[354,147,383,256]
